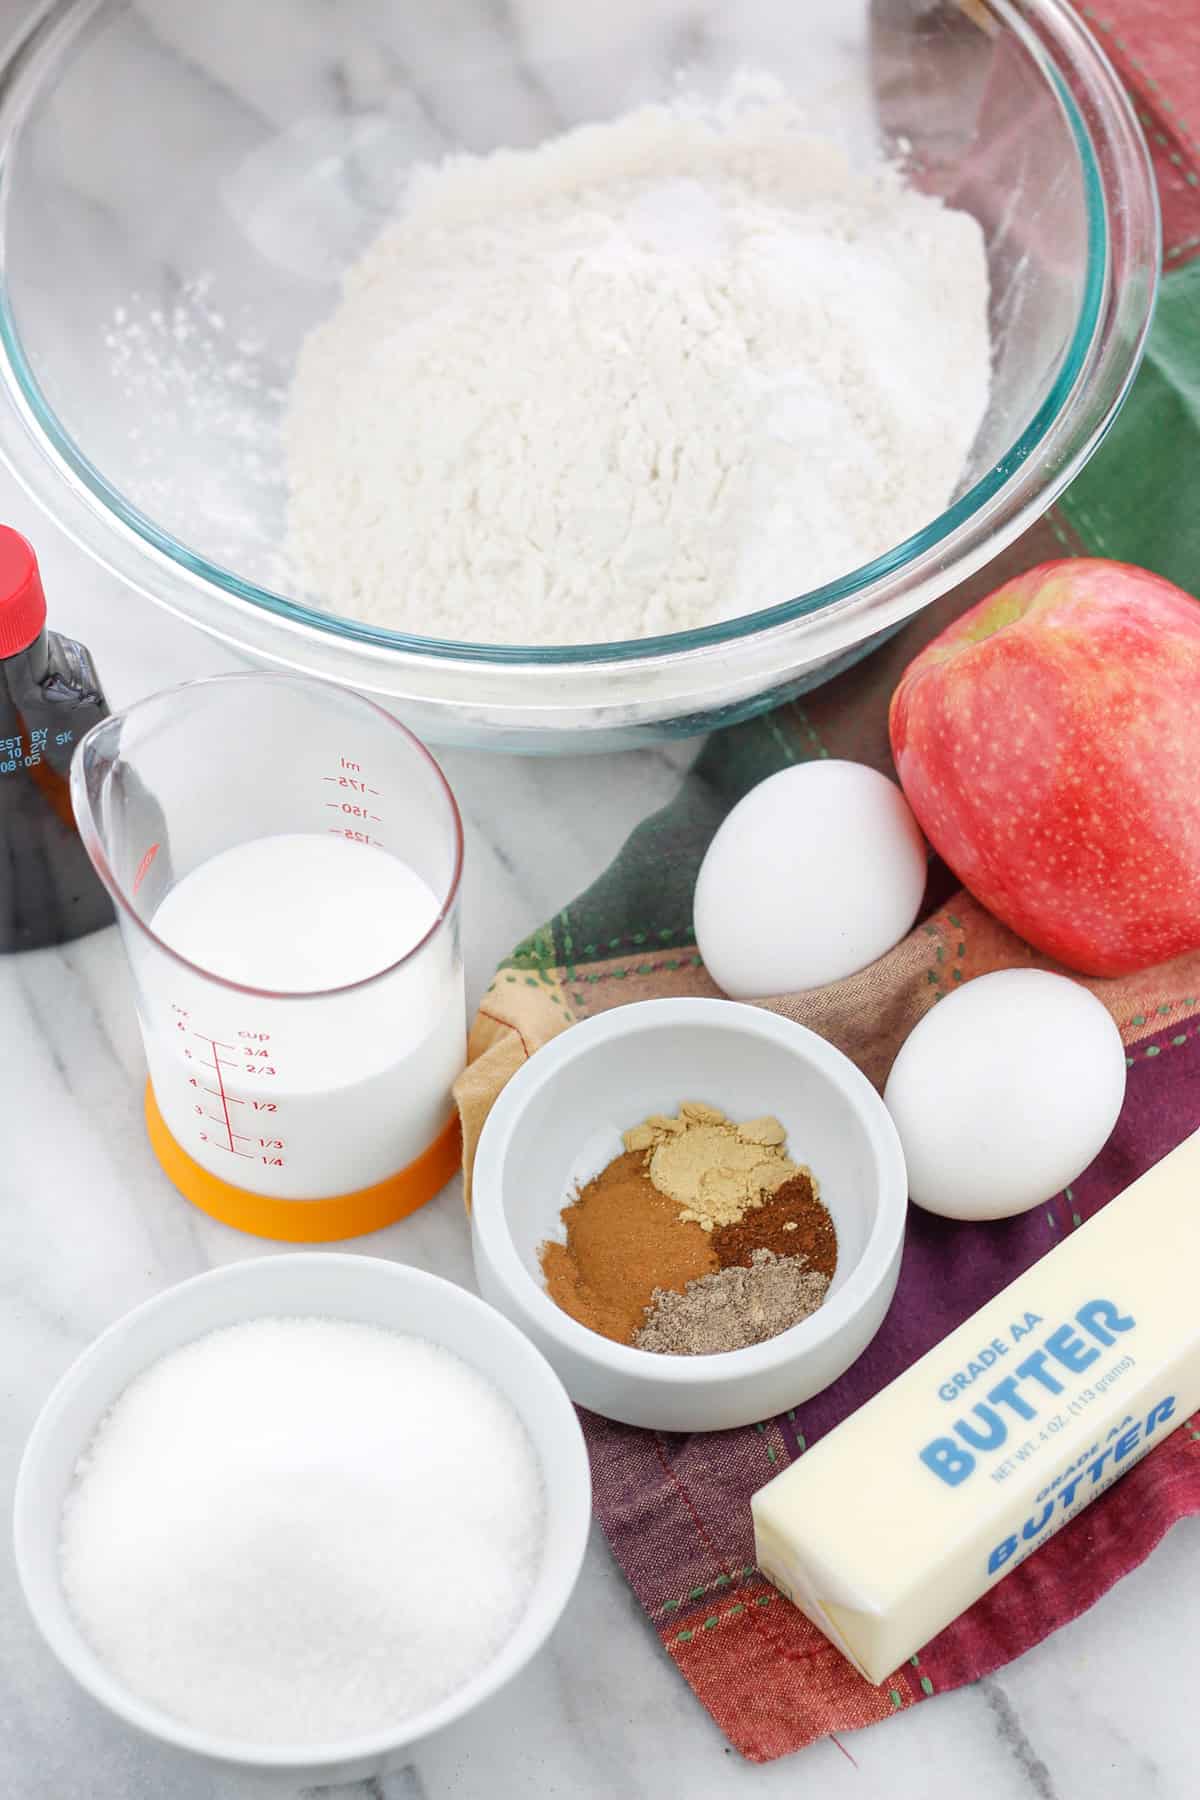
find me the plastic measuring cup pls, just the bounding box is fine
[71,672,465,1241]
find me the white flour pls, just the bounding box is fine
[285,79,991,646]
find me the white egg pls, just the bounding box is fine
[884,969,1127,1221]
[694,761,928,998]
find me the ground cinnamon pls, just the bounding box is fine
[711,1171,837,1278]
[540,1150,716,1344]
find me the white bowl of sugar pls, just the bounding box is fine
[13,1254,591,1785]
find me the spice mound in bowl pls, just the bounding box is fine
[470,996,907,1432]
[539,1102,837,1355]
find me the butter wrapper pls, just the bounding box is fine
[752,1130,1200,1686]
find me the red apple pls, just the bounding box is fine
[888,559,1200,976]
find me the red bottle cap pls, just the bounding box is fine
[0,526,47,658]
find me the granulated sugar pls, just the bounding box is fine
[285,75,990,645]
[59,1318,545,1745]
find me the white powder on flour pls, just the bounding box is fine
[285,78,991,646]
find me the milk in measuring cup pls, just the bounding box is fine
[145,833,464,1199]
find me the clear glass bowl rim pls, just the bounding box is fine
[0,0,1159,673]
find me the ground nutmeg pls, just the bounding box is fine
[635,1249,830,1355]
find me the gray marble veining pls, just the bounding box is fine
[3,467,1199,1800]
[0,0,1197,1791]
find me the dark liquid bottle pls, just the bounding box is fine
[0,527,113,951]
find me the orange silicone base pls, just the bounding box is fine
[144,1083,462,1242]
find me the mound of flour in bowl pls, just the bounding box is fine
[285,78,990,646]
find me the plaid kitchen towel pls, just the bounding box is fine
[454,0,1200,1761]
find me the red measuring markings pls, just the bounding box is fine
[321,754,384,846]
[323,777,381,796]
[190,1032,255,1158]
[318,756,385,846]
[132,843,160,895]
[325,802,383,821]
[188,1031,285,1165]
[328,827,386,848]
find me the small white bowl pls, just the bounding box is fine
[472,998,907,1432]
[13,1254,591,1786]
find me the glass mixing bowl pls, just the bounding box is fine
[0,0,1157,751]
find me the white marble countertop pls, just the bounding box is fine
[4,469,1200,1800]
[1,0,1198,1786]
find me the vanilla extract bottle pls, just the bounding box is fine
[0,527,113,951]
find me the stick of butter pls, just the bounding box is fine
[752,1129,1200,1686]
